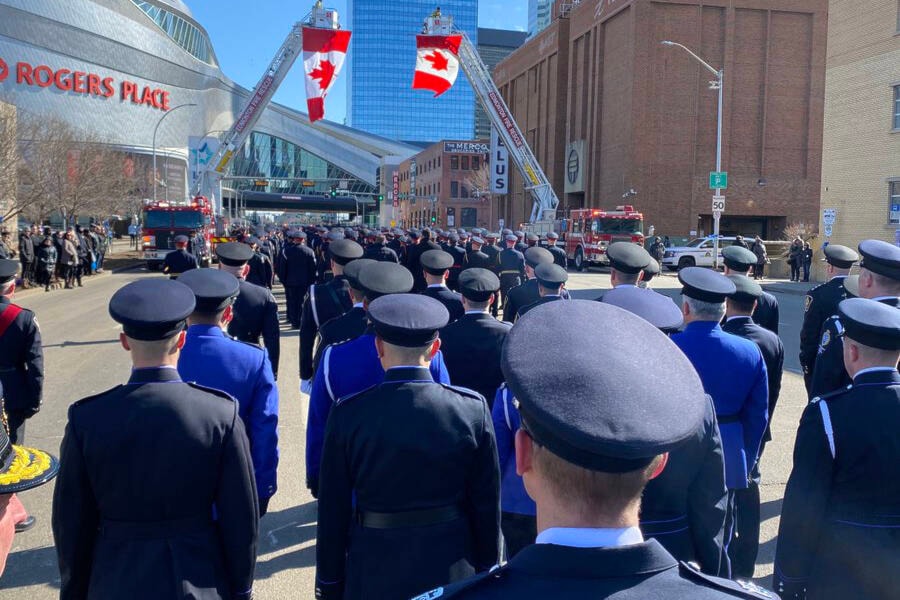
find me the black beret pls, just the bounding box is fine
[601,286,683,332]
[368,293,449,347]
[216,242,254,267]
[109,279,195,341]
[174,235,189,244]
[329,239,364,265]
[606,242,652,274]
[0,259,18,284]
[421,250,454,274]
[343,258,377,291]
[524,246,553,268]
[358,261,414,300]
[504,234,518,243]
[471,236,485,245]
[458,268,500,301]
[823,244,858,268]
[503,300,706,472]
[178,268,240,313]
[535,263,568,287]
[679,267,736,303]
[859,239,900,280]
[838,297,900,350]
[726,274,763,303]
[722,246,758,273]
[642,258,661,282]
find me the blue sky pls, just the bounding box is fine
[190,1,527,125]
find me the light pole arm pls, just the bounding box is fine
[152,103,197,202]
[660,41,721,77]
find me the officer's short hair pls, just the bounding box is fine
[379,338,434,364]
[865,269,900,295]
[462,296,491,312]
[126,334,181,358]
[683,296,726,321]
[613,268,641,286]
[727,296,757,315]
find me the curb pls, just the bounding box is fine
[13,260,144,298]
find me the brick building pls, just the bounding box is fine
[816,0,900,272]
[493,0,828,239]
[396,140,493,230]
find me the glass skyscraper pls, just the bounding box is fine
[527,0,552,38]
[346,0,478,143]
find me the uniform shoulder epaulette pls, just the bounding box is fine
[71,385,124,408]
[810,384,853,404]
[335,383,379,407]
[185,382,237,403]
[438,383,486,403]
[677,562,777,598]
[234,338,266,354]
[413,564,509,599]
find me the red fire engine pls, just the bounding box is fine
[559,206,645,271]
[141,197,216,270]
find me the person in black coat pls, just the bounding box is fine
[162,235,198,279]
[774,298,900,600]
[315,294,500,600]
[406,229,442,292]
[245,238,274,289]
[516,264,567,319]
[51,279,258,600]
[722,275,785,579]
[279,231,317,328]
[721,246,780,335]
[546,232,567,270]
[465,236,493,270]
[18,229,35,288]
[445,234,468,291]
[420,250,465,323]
[35,236,57,291]
[363,233,399,263]
[439,269,511,408]
[503,247,560,322]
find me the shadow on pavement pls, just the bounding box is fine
[256,544,316,579]
[43,339,121,349]
[0,545,61,590]
[256,501,318,578]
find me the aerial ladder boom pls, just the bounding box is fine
[423,11,559,223]
[191,3,341,211]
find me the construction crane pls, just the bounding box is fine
[191,2,341,213]
[422,10,559,223]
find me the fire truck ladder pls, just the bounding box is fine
[423,11,560,223]
[191,2,341,211]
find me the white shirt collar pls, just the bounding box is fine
[352,302,364,309]
[465,310,489,315]
[536,527,644,548]
[427,283,446,289]
[615,284,637,289]
[854,367,898,378]
[726,315,752,322]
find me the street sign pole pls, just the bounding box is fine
[713,68,724,270]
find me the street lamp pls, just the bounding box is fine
[152,103,197,202]
[661,40,724,268]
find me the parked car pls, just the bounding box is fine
[662,236,739,270]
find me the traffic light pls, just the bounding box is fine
[377,194,384,203]
[330,185,337,198]
[431,214,436,224]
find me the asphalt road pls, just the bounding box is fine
[0,267,812,597]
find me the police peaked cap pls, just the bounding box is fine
[0,259,19,284]
[216,242,254,267]
[502,301,706,472]
[174,235,189,244]
[368,294,449,348]
[524,246,553,268]
[458,268,500,301]
[601,286,683,333]
[823,244,858,269]
[357,261,414,301]
[726,274,763,303]
[329,239,364,265]
[343,258,376,292]
[643,258,661,282]
[178,268,240,313]
[679,267,736,303]
[606,242,652,274]
[535,263,568,288]
[109,279,195,341]
[839,297,900,350]
[421,250,454,274]
[859,239,900,281]
[721,246,758,273]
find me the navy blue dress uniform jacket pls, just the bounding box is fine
[407,240,442,292]
[178,325,279,508]
[809,297,900,399]
[311,305,369,377]
[228,279,280,378]
[0,296,43,417]
[799,276,848,390]
[422,284,465,323]
[774,369,900,600]
[465,250,493,270]
[503,279,570,323]
[299,276,353,381]
[315,366,501,600]
[280,242,317,288]
[752,292,779,335]
[363,243,400,263]
[425,538,776,599]
[548,244,568,270]
[162,248,198,276]
[671,322,769,490]
[246,251,273,289]
[440,312,511,408]
[446,244,468,288]
[51,367,258,600]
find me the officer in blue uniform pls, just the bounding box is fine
[305,261,450,497]
[775,298,900,600]
[424,301,774,600]
[162,235,198,278]
[244,237,274,289]
[217,242,281,379]
[315,294,500,600]
[503,247,567,322]
[722,275,785,578]
[440,269,510,408]
[177,268,279,516]
[721,246,780,335]
[517,263,568,319]
[799,244,858,393]
[52,279,258,600]
[810,239,900,398]
[299,239,363,388]
[671,268,768,559]
[421,249,465,322]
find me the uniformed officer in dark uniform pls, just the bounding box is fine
[502,246,558,322]
[482,232,501,270]
[312,259,377,370]
[721,246,780,335]
[363,233,399,263]
[245,237,274,289]
[279,230,317,328]
[722,275,785,579]
[517,263,568,318]
[177,268,280,516]
[299,239,364,391]
[445,234,468,290]
[775,298,900,600]
[420,249,465,322]
[439,269,510,407]
[217,242,281,379]
[162,235,198,278]
[546,231,567,269]
[799,244,858,393]
[52,279,258,600]
[600,242,654,298]
[425,300,775,600]
[810,239,900,399]
[497,234,525,312]
[406,229,442,292]
[465,236,493,270]
[513,230,527,253]
[315,293,500,600]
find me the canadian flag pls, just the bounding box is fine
[412,35,462,97]
[302,27,351,123]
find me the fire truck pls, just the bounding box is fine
[141,197,216,270]
[559,206,645,271]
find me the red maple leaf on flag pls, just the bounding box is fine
[424,50,450,72]
[309,59,336,91]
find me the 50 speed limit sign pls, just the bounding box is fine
[712,195,726,212]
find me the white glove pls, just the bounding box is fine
[300,379,312,395]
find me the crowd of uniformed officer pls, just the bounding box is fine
[1,219,898,599]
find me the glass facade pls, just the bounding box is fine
[131,1,218,65]
[527,0,552,38]
[347,0,478,143]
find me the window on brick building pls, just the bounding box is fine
[461,208,478,228]
[450,180,459,197]
[472,156,481,171]
[893,85,900,130]
[890,180,900,224]
[450,156,459,170]
[461,156,470,170]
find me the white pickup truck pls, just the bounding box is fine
[661,236,738,271]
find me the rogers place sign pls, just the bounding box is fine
[0,57,173,111]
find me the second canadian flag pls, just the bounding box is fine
[412,34,462,97]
